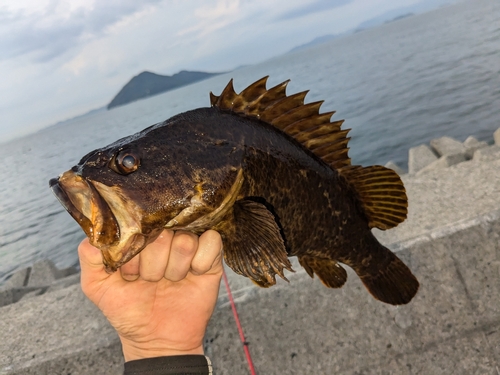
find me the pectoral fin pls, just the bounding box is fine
[216,199,294,287]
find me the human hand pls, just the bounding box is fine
[78,229,223,361]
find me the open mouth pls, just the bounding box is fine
[49,170,161,273]
[49,177,93,238]
[49,172,120,247]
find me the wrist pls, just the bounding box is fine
[120,337,204,362]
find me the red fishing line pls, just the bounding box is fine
[222,268,257,375]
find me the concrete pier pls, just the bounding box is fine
[1,143,499,374]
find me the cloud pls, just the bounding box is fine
[0,0,161,62]
[177,0,241,38]
[277,0,352,20]
[0,0,440,143]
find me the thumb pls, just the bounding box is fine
[78,238,110,287]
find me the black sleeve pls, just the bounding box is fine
[123,355,212,375]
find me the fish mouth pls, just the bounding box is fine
[49,172,119,245]
[49,176,94,239]
[50,170,155,272]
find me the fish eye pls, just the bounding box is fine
[109,150,140,175]
[122,155,136,169]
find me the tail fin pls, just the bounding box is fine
[357,243,419,305]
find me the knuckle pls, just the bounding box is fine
[173,232,198,256]
[164,269,184,282]
[121,273,139,282]
[191,259,210,274]
[202,230,222,247]
[141,272,161,282]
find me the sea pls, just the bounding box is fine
[1,0,499,285]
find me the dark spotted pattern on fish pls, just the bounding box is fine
[50,77,419,305]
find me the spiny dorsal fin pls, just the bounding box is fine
[210,77,352,169]
[339,165,408,230]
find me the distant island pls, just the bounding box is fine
[291,0,449,44]
[385,13,414,24]
[288,34,340,53]
[107,70,222,109]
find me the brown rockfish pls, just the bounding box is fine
[50,77,419,305]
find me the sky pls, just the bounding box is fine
[0,0,445,142]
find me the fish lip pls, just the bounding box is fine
[49,177,93,238]
[49,173,120,246]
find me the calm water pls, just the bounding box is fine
[1,0,499,284]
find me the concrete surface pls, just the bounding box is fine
[1,149,499,375]
[407,130,499,175]
[373,156,500,247]
[474,145,500,162]
[416,153,466,175]
[408,144,438,174]
[26,260,61,287]
[430,136,466,156]
[3,268,31,288]
[25,260,77,287]
[45,273,81,293]
[0,260,80,308]
[464,136,488,159]
[0,284,122,375]
[206,218,500,374]
[0,287,47,308]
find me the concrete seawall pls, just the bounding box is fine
[1,145,499,374]
[208,213,500,374]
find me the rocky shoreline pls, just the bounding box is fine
[386,127,500,175]
[0,260,80,309]
[1,127,499,374]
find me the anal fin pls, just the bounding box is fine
[216,199,294,288]
[298,256,347,288]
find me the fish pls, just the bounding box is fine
[50,76,419,305]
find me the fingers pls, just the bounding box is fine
[79,238,108,287]
[191,230,223,275]
[164,231,199,282]
[138,230,174,282]
[78,238,109,298]
[105,229,223,283]
[120,253,140,281]
[78,237,104,270]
